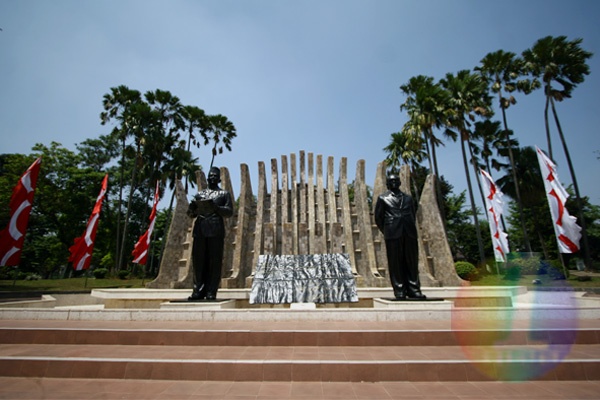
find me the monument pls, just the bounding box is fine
[147,151,464,297]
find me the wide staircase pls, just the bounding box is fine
[0,319,599,383]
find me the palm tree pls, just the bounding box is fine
[100,85,143,271]
[440,70,493,266]
[205,114,237,169]
[399,75,451,220]
[477,50,540,253]
[181,105,209,190]
[383,129,427,201]
[399,75,450,178]
[522,35,593,268]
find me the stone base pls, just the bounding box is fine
[373,298,452,310]
[380,297,445,302]
[160,299,236,310]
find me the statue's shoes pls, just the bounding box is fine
[407,292,426,299]
[188,292,205,301]
[206,294,217,301]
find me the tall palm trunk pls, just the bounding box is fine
[499,94,532,252]
[118,146,141,270]
[429,128,447,226]
[550,96,592,270]
[114,135,126,272]
[461,134,487,266]
[544,86,553,159]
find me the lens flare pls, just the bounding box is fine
[451,281,578,381]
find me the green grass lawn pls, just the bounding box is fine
[0,277,147,292]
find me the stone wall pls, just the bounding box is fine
[149,151,464,289]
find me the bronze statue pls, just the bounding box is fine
[374,172,425,300]
[187,167,233,300]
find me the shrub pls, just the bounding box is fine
[455,261,478,280]
[92,268,109,279]
[118,270,130,280]
[518,257,541,275]
[504,266,521,281]
[546,259,567,280]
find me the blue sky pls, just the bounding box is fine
[1,0,599,212]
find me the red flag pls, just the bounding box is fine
[535,146,581,253]
[68,175,108,271]
[0,158,42,266]
[132,182,160,265]
[480,169,510,262]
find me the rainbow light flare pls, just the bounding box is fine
[451,282,578,381]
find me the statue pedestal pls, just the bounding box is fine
[160,299,236,310]
[250,254,358,304]
[290,302,317,310]
[373,298,452,310]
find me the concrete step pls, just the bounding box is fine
[0,321,599,382]
[0,326,599,346]
[0,343,599,382]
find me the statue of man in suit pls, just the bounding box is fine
[186,167,233,300]
[374,172,425,300]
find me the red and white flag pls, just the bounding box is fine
[480,168,510,262]
[68,174,108,271]
[131,182,160,265]
[535,146,581,253]
[0,158,42,266]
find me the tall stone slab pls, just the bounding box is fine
[247,161,268,288]
[222,164,255,289]
[326,156,338,254]
[220,166,236,279]
[338,157,358,275]
[354,159,384,286]
[372,161,388,277]
[145,180,190,289]
[314,155,327,254]
[290,153,299,255]
[417,174,465,287]
[307,153,316,253]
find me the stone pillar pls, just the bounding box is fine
[220,166,235,279]
[146,180,190,289]
[354,159,382,285]
[222,163,254,289]
[281,155,289,225]
[299,151,306,224]
[281,155,293,255]
[248,161,267,287]
[314,155,327,254]
[417,174,464,287]
[290,153,299,255]
[338,157,358,275]
[326,156,338,253]
[270,158,279,254]
[372,161,388,276]
[307,153,316,254]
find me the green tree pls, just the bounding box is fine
[383,130,427,202]
[440,70,493,266]
[399,75,450,179]
[100,85,144,271]
[522,35,593,268]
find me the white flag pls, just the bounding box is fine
[535,146,581,253]
[480,169,510,262]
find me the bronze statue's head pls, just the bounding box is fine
[386,173,400,191]
[207,167,221,186]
